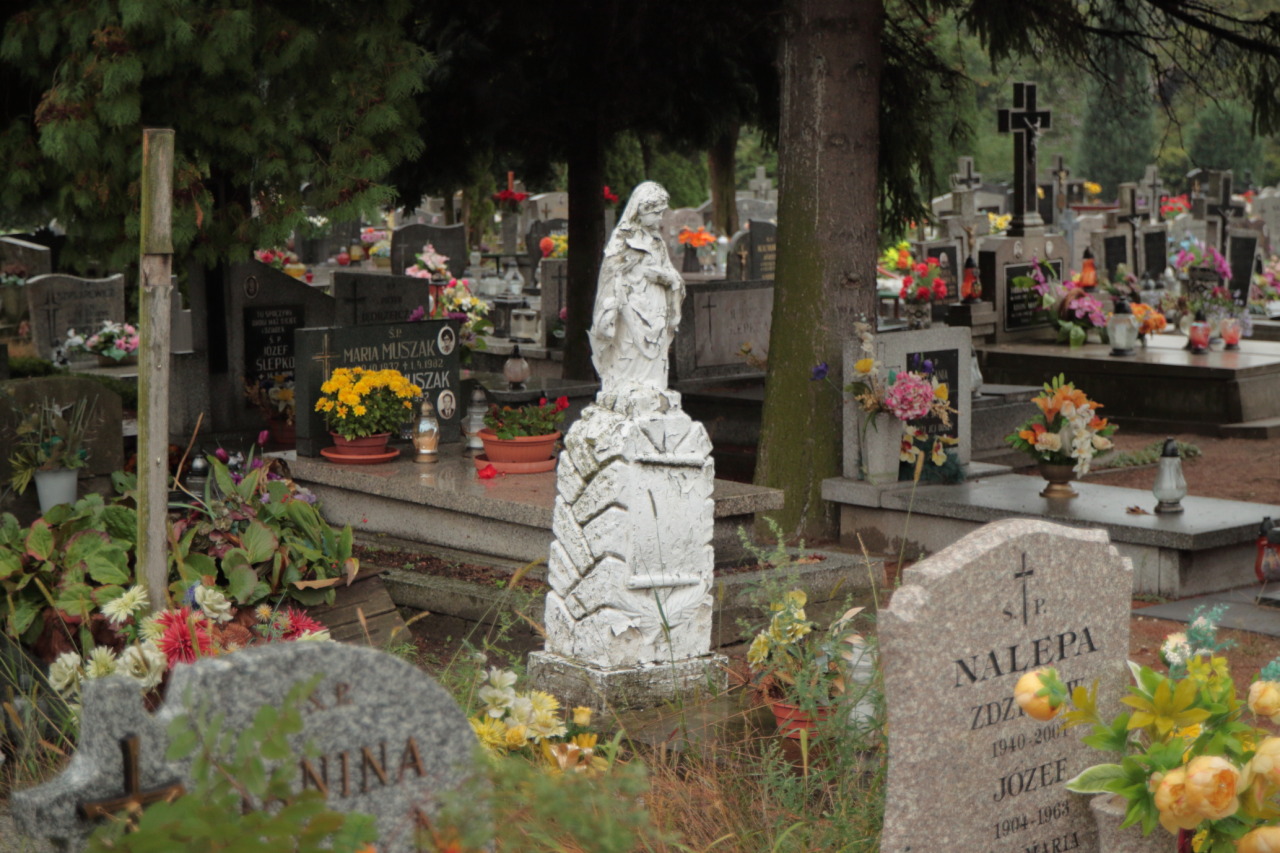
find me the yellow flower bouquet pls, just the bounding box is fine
[314,367,422,440]
[746,590,867,709]
[1014,606,1280,852]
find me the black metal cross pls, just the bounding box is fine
[997,82,1052,236]
[79,735,184,820]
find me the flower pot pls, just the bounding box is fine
[267,418,296,448]
[34,468,78,513]
[857,412,901,485]
[372,256,391,269]
[1089,794,1167,853]
[97,353,137,367]
[1037,461,1078,499]
[478,429,560,464]
[902,301,932,330]
[330,432,392,456]
[769,700,835,740]
[1184,267,1219,304]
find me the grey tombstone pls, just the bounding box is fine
[1089,226,1132,285]
[333,271,435,327]
[673,279,774,383]
[294,320,462,456]
[745,220,778,281]
[11,643,477,853]
[538,259,569,346]
[734,196,777,225]
[24,273,126,361]
[979,234,1066,343]
[1136,225,1170,282]
[221,261,335,434]
[725,229,750,280]
[528,191,568,222]
[391,223,467,278]
[0,236,52,277]
[660,208,705,265]
[1254,187,1280,253]
[0,376,123,481]
[880,518,1131,853]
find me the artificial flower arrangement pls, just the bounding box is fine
[1005,374,1117,476]
[483,396,568,439]
[1254,258,1280,316]
[602,185,620,205]
[1012,605,1280,853]
[8,397,96,494]
[1131,301,1169,338]
[1012,257,1107,347]
[244,372,297,425]
[678,227,716,249]
[470,667,611,775]
[1,261,28,288]
[253,248,299,270]
[359,227,388,247]
[746,589,869,710]
[988,211,1013,234]
[878,240,914,276]
[1174,238,1233,282]
[63,319,140,361]
[898,258,949,304]
[314,367,422,440]
[1161,193,1191,218]
[1084,180,1103,200]
[539,233,568,259]
[844,319,958,479]
[408,278,494,350]
[405,242,451,278]
[492,188,529,212]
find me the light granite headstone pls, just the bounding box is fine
[527,191,569,222]
[880,519,1131,853]
[24,274,126,360]
[879,326,973,466]
[672,279,773,382]
[734,196,777,225]
[11,643,477,853]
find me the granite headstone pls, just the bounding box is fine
[745,220,778,281]
[880,518,1131,853]
[332,271,435,327]
[526,219,568,273]
[1226,229,1262,306]
[11,643,477,853]
[294,320,462,456]
[391,223,467,278]
[0,377,123,480]
[673,279,773,382]
[24,274,126,361]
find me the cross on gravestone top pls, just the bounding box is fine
[1049,155,1070,213]
[80,736,184,819]
[996,82,1052,236]
[1191,169,1245,252]
[1141,165,1164,224]
[950,156,983,192]
[748,166,774,200]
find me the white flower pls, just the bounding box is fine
[295,629,331,642]
[119,642,167,690]
[486,668,518,691]
[1092,434,1113,451]
[48,652,83,694]
[527,709,568,742]
[84,647,118,680]
[1034,432,1062,453]
[479,684,517,717]
[507,695,535,726]
[138,615,164,642]
[194,586,234,624]
[102,585,150,625]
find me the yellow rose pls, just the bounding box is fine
[1238,826,1280,853]
[854,357,875,374]
[1153,768,1202,833]
[1250,682,1280,724]
[1013,670,1060,722]
[504,724,529,750]
[1183,755,1240,821]
[1251,737,1280,787]
[933,382,949,401]
[572,706,592,727]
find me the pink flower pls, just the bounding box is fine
[214,447,229,463]
[884,373,935,421]
[407,305,426,322]
[281,608,326,640]
[257,429,269,446]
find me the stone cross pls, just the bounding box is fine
[748,166,774,200]
[946,157,986,261]
[950,156,983,193]
[1192,170,1244,252]
[79,736,184,820]
[1139,164,1164,224]
[1050,154,1070,214]
[997,82,1052,236]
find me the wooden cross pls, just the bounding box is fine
[311,332,337,380]
[79,735,184,820]
[997,83,1052,235]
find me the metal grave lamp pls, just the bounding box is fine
[1152,437,1187,513]
[1107,296,1139,356]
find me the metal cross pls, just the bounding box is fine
[38,289,60,345]
[79,735,184,820]
[311,332,337,380]
[997,83,1052,235]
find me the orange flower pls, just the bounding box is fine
[1018,423,1046,444]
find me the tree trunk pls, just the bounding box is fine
[754,0,884,539]
[708,123,740,237]
[562,118,606,380]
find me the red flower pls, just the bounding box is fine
[554,396,570,412]
[913,262,929,276]
[927,257,939,267]
[602,185,619,204]
[281,608,326,640]
[915,286,930,302]
[539,237,555,258]
[477,464,498,479]
[902,275,914,288]
[932,277,948,298]
[155,607,215,667]
[539,397,548,407]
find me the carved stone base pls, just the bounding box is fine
[527,650,728,712]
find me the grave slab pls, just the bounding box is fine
[289,454,782,567]
[880,518,1131,853]
[823,471,1280,597]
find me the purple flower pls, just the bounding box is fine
[214,447,229,463]
[407,305,426,322]
[257,429,269,447]
[810,362,828,381]
[231,472,243,484]
[448,311,468,321]
[250,457,264,470]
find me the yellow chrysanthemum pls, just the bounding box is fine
[529,690,560,715]
[504,724,530,750]
[470,716,508,752]
[353,404,367,416]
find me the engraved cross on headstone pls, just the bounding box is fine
[311,332,336,380]
[1012,554,1036,627]
[997,82,1052,236]
[39,289,60,345]
[339,291,368,325]
[79,735,184,820]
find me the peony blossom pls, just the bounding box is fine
[1153,767,1203,833]
[1250,683,1280,724]
[1250,737,1280,787]
[1013,670,1060,721]
[1182,755,1241,821]
[49,651,83,694]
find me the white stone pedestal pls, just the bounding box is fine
[528,395,727,710]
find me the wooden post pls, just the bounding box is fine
[137,129,174,610]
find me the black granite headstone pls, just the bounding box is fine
[1226,231,1260,306]
[332,271,435,326]
[390,223,467,278]
[1141,229,1169,280]
[294,321,462,457]
[243,305,303,387]
[906,348,961,442]
[1102,234,1128,282]
[1002,259,1062,332]
[1036,183,1056,226]
[747,220,777,281]
[912,241,961,301]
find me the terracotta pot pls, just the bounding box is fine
[769,699,835,739]
[268,418,296,447]
[1037,461,1078,499]
[478,429,560,464]
[330,432,392,456]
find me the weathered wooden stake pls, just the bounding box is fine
[137,129,174,609]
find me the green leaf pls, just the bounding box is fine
[25,520,53,562]
[55,582,95,617]
[9,595,40,637]
[85,547,131,585]
[101,505,138,543]
[180,552,217,583]
[221,547,251,574]
[167,723,198,761]
[0,549,23,580]
[241,520,278,564]
[226,565,258,603]
[1066,763,1125,793]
